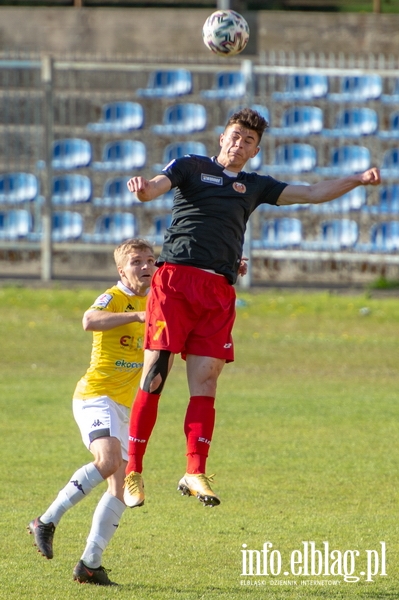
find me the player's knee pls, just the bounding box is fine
[94,454,123,479]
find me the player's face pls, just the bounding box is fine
[218,124,260,172]
[118,248,156,296]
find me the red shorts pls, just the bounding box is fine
[145,263,236,362]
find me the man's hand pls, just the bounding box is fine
[359,167,381,186]
[135,311,147,324]
[238,257,248,277]
[127,176,150,194]
[126,174,171,202]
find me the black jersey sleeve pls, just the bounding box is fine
[256,175,288,208]
[162,155,197,189]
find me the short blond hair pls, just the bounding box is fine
[114,238,155,268]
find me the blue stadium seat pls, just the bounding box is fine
[137,69,192,98]
[272,73,328,101]
[328,75,382,102]
[87,102,144,133]
[380,148,399,178]
[151,104,207,135]
[247,148,263,172]
[0,172,39,203]
[201,71,246,100]
[269,106,323,137]
[0,209,32,239]
[302,219,358,251]
[52,174,92,204]
[143,190,174,212]
[83,212,137,244]
[214,104,269,135]
[94,176,141,207]
[92,140,146,171]
[52,211,83,241]
[381,79,399,104]
[315,145,371,177]
[262,143,317,174]
[147,214,172,245]
[52,138,92,170]
[322,108,378,137]
[362,184,399,214]
[252,217,302,249]
[378,111,399,139]
[311,187,366,213]
[369,221,399,251]
[152,141,207,172]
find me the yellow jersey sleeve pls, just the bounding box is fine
[73,285,147,408]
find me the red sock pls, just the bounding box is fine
[126,388,160,474]
[184,395,215,474]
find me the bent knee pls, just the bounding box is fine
[94,455,123,479]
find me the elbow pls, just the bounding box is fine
[82,312,94,331]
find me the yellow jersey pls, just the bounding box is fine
[73,282,147,408]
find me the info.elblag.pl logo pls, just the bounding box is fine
[241,541,387,583]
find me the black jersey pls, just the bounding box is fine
[157,154,288,284]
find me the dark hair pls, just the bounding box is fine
[225,108,269,142]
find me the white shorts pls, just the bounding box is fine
[72,396,130,461]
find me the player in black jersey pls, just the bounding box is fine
[123,108,381,508]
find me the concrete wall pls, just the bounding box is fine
[0,7,399,57]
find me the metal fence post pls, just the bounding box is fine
[238,219,252,290]
[41,55,53,282]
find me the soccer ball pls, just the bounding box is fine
[202,10,250,57]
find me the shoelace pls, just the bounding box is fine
[194,473,216,489]
[124,473,143,494]
[38,521,55,541]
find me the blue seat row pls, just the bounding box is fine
[252,217,399,252]
[0,209,138,243]
[2,208,399,252]
[134,70,399,104]
[273,74,383,102]
[84,99,399,139]
[2,169,399,211]
[262,144,399,176]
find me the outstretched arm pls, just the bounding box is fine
[277,167,381,206]
[82,309,146,331]
[127,174,172,203]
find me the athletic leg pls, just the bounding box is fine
[177,355,225,507]
[78,459,126,572]
[126,349,174,472]
[124,349,174,507]
[29,397,126,560]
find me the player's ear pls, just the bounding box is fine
[219,132,224,147]
[252,146,260,158]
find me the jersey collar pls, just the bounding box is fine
[117,280,150,297]
[212,156,239,178]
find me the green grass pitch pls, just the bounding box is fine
[0,285,398,599]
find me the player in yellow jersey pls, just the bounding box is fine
[28,238,156,586]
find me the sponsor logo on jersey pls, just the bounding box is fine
[201,173,223,185]
[92,293,113,309]
[233,182,246,194]
[120,335,133,348]
[126,303,135,311]
[115,359,144,369]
